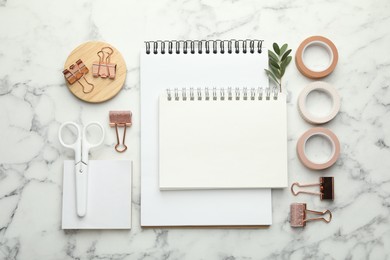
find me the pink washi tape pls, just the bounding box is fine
[295,36,338,79]
[298,81,340,124]
[297,127,340,170]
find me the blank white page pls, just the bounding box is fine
[62,160,132,229]
[140,41,273,226]
[159,91,287,189]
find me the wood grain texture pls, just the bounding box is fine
[64,41,126,103]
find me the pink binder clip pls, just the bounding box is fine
[92,47,117,79]
[290,203,332,228]
[63,59,94,94]
[109,111,132,153]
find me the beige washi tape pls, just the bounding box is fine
[295,36,338,79]
[298,81,340,124]
[297,127,340,170]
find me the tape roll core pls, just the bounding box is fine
[296,36,338,79]
[297,127,340,170]
[298,81,340,124]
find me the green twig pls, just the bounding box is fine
[264,43,292,92]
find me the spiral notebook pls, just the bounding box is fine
[159,88,287,189]
[140,39,280,227]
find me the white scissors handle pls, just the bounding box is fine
[58,122,82,164]
[81,122,105,167]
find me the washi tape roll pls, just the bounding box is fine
[298,81,340,124]
[295,36,338,79]
[297,127,340,170]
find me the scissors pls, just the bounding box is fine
[58,121,105,217]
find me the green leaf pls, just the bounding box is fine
[269,65,282,76]
[279,44,288,56]
[281,49,292,61]
[273,43,280,55]
[269,59,280,69]
[270,65,281,79]
[282,56,292,68]
[264,69,279,85]
[281,56,292,77]
[264,69,278,83]
[281,66,285,77]
[270,63,280,73]
[268,50,279,62]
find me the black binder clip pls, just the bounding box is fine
[291,177,334,200]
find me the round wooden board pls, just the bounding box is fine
[64,41,126,103]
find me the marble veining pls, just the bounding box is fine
[1,0,390,259]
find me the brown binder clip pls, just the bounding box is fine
[92,47,117,79]
[109,111,132,153]
[290,203,332,228]
[63,59,94,94]
[291,177,334,200]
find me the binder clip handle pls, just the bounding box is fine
[291,182,321,196]
[114,123,128,153]
[101,46,114,63]
[305,208,332,224]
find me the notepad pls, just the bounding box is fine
[62,160,132,229]
[159,88,287,189]
[140,40,276,227]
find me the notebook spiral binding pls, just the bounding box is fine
[145,40,263,55]
[166,87,278,101]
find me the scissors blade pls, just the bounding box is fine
[75,163,88,217]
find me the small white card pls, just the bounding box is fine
[62,160,132,229]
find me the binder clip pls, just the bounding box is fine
[291,177,334,200]
[92,47,117,79]
[63,59,94,94]
[109,111,132,153]
[290,203,332,228]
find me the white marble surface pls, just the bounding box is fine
[1,0,390,259]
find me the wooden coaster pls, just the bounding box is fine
[64,41,126,103]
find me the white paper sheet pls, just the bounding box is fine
[62,160,132,229]
[140,41,273,226]
[159,91,287,189]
